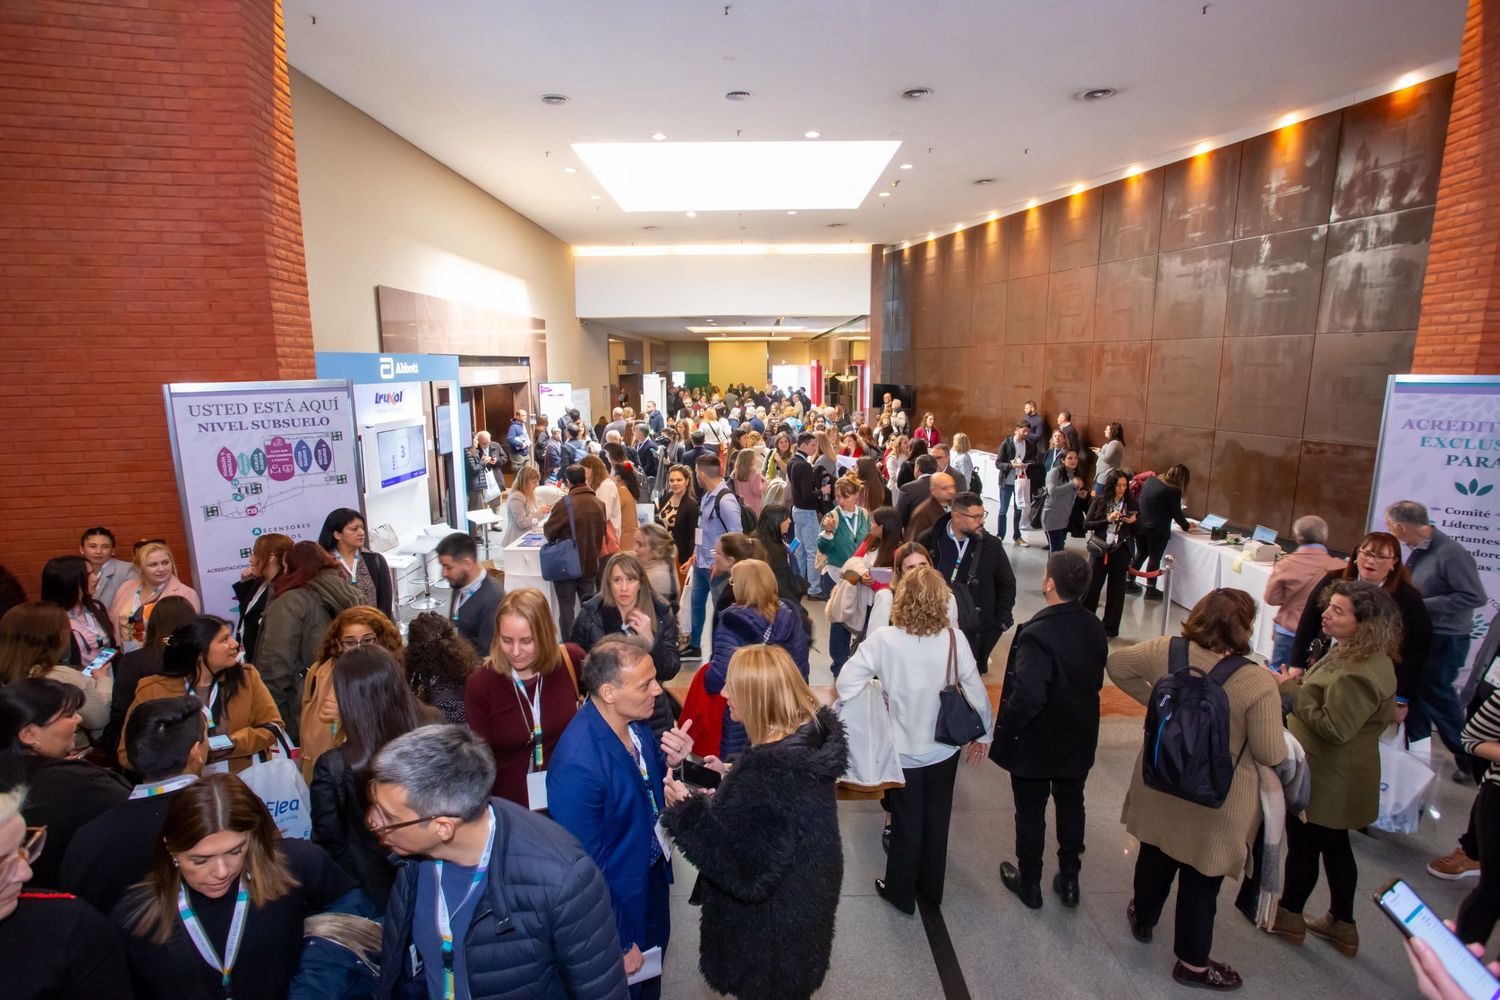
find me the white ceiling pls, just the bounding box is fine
[588,315,866,342]
[284,0,1465,248]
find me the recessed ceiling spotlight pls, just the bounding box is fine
[926,232,937,241]
[590,194,602,200]
[786,210,798,215]
[1124,164,1143,177]
[902,87,933,100]
[1078,88,1117,102]
[804,130,821,139]
[973,178,995,186]
[1277,112,1300,128]
[651,132,667,141]
[1192,141,1214,156]
[685,211,697,218]
[1025,198,1038,209]
[877,192,891,198]
[641,225,662,231]
[1071,182,1086,195]
[540,94,570,105]
[986,212,999,222]
[899,163,913,170]
[562,167,577,174]
[827,222,847,228]
[725,90,753,101]
[1396,70,1424,90]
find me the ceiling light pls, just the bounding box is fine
[1025,198,1038,209]
[572,243,871,257]
[685,211,697,218]
[562,166,577,174]
[987,212,999,222]
[725,90,753,101]
[899,163,913,170]
[973,178,995,186]
[1071,182,1086,195]
[1396,71,1424,90]
[786,210,797,215]
[1192,141,1213,156]
[687,325,809,335]
[901,87,932,100]
[1277,112,1300,128]
[539,94,570,105]
[1078,88,1116,102]
[640,225,661,231]
[590,194,602,200]
[877,191,891,198]
[1124,163,1143,177]
[926,232,936,241]
[651,132,667,141]
[804,130,821,139]
[827,222,847,228]
[572,140,900,211]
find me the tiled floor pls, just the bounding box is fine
[659,532,1476,999]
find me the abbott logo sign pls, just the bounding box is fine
[379,357,394,380]
[378,357,421,381]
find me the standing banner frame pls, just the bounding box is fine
[163,380,362,620]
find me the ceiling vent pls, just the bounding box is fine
[1077,88,1116,102]
[901,87,933,101]
[725,90,753,101]
[539,93,570,105]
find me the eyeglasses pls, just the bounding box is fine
[364,783,441,836]
[954,508,987,520]
[0,826,46,883]
[1356,548,1395,561]
[338,635,380,651]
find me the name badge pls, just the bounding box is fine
[654,818,673,859]
[527,770,549,811]
[694,527,703,546]
[204,759,230,776]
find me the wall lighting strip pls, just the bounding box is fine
[573,243,871,257]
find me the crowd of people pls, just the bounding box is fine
[0,380,1493,999]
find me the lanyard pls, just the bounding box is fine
[627,727,659,819]
[511,675,545,771]
[178,879,249,992]
[338,551,359,585]
[451,577,482,621]
[186,678,221,729]
[949,533,970,582]
[131,774,198,800]
[434,807,496,1000]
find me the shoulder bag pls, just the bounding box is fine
[934,628,987,746]
[539,497,583,581]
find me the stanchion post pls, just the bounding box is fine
[1159,554,1175,637]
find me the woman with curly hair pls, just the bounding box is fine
[296,605,403,781]
[402,611,477,724]
[1271,579,1399,959]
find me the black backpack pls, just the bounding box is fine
[709,482,758,534]
[1141,637,1252,808]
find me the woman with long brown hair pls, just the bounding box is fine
[0,602,111,737]
[855,456,890,512]
[114,773,364,999]
[297,605,405,781]
[464,588,585,808]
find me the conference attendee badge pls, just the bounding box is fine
[654,818,673,859]
[694,526,703,546]
[204,759,231,776]
[527,770,549,812]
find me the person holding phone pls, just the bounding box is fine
[570,554,680,739]
[0,603,114,741]
[40,555,116,669]
[661,645,847,1000]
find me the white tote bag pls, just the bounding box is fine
[481,470,503,504]
[833,679,905,791]
[1373,724,1437,835]
[238,725,313,839]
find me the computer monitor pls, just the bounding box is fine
[1252,524,1279,544]
[375,423,428,489]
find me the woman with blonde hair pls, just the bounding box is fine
[706,560,810,759]
[730,445,769,518]
[500,464,548,547]
[949,432,975,489]
[884,435,909,484]
[570,552,681,735]
[297,605,404,781]
[836,566,992,915]
[464,588,585,807]
[111,541,200,653]
[633,522,680,614]
[663,644,848,1000]
[114,773,363,999]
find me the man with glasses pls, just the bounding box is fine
[436,532,504,658]
[368,724,627,999]
[0,778,132,997]
[919,491,1017,674]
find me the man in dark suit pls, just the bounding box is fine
[544,464,608,637]
[1056,410,1081,455]
[896,454,939,529]
[919,491,1016,673]
[906,471,957,543]
[989,552,1108,910]
[437,532,504,657]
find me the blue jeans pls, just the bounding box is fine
[1269,625,1296,674]
[791,507,823,596]
[1407,632,1472,756]
[689,565,712,650]
[997,484,1023,540]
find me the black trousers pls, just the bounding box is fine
[1133,842,1224,968]
[1132,528,1170,591]
[884,752,960,910]
[1279,815,1358,923]
[973,625,1003,675]
[1458,782,1500,945]
[1084,545,1130,635]
[554,575,598,640]
[1010,774,1086,886]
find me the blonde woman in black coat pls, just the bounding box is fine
[661,644,848,1000]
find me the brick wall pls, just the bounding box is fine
[0,0,314,593]
[1415,0,1500,373]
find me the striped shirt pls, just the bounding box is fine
[1461,689,1500,787]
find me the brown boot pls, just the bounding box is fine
[1269,906,1305,945]
[1306,912,1359,957]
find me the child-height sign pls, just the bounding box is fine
[163,380,361,619]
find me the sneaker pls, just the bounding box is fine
[1428,846,1482,880]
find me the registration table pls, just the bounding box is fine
[1163,526,1278,660]
[502,532,561,628]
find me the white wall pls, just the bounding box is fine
[290,70,610,415]
[575,252,871,318]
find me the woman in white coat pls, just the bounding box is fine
[836,566,991,915]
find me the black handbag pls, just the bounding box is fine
[934,628,988,746]
[539,496,583,581]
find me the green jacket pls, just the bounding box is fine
[816,507,869,570]
[1287,647,1396,829]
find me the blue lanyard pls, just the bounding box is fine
[433,807,496,999]
[627,727,659,819]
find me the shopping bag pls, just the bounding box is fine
[833,679,904,791]
[239,725,313,839]
[1373,724,1437,835]
[1014,475,1032,516]
[482,470,503,504]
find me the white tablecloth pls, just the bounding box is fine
[1164,527,1279,659]
[503,533,561,628]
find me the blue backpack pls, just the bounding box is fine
[1141,637,1251,808]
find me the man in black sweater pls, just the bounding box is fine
[788,432,825,600]
[60,695,207,913]
[920,491,1017,673]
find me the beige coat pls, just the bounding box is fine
[1107,637,1287,878]
[122,665,283,774]
[1265,548,1346,631]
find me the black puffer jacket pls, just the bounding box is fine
[378,797,627,1000]
[661,707,848,1000]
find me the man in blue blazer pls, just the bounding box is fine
[548,635,690,999]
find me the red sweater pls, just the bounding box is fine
[464,644,584,806]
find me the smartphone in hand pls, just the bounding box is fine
[1376,878,1500,1000]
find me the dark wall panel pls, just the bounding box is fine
[1100,169,1164,262]
[1236,111,1341,238]
[1302,329,1417,446]
[1215,334,1315,437]
[1154,244,1232,340]
[1332,74,1453,222]
[1046,266,1096,343]
[1006,206,1052,278]
[1161,143,1242,251]
[1207,430,1302,533]
[1226,227,1327,338]
[1005,274,1049,343]
[1049,190,1103,272]
[1317,206,1433,333]
[1095,255,1157,342]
